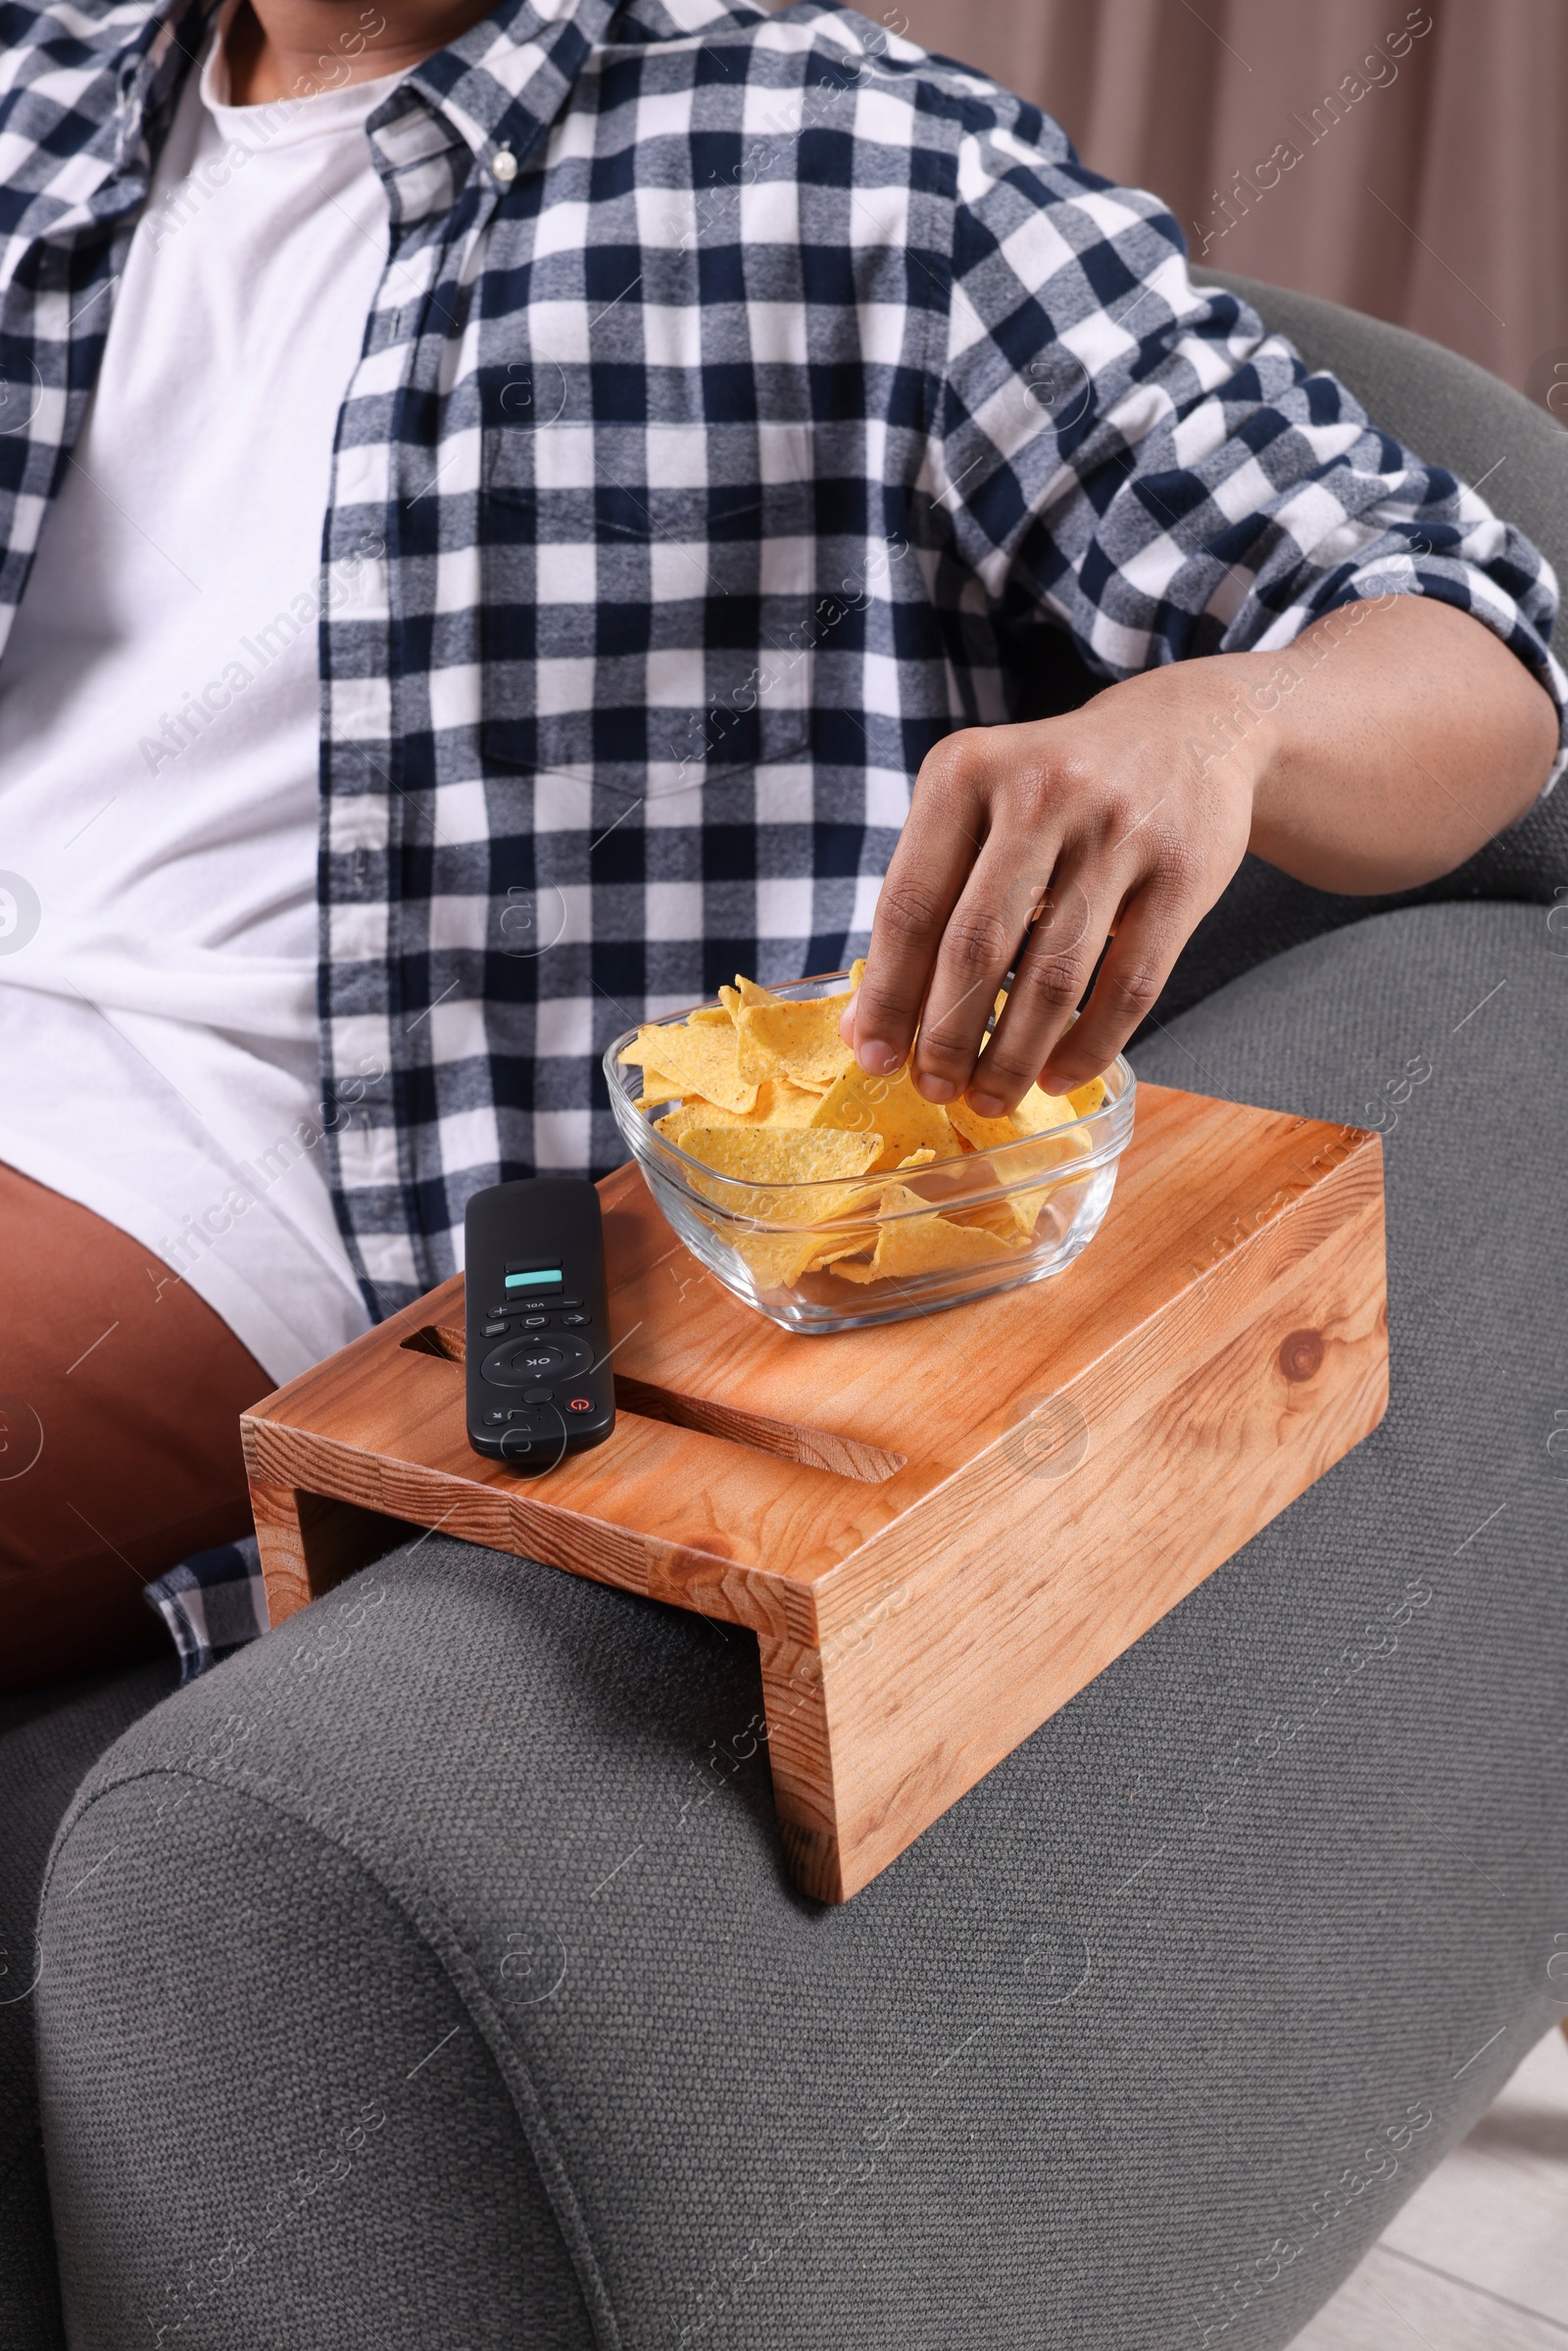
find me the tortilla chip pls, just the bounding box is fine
[676,1123,884,1224]
[832,1149,939,1221]
[808,1230,882,1273]
[822,1250,881,1284]
[736,975,782,1007]
[946,1098,1024,1152]
[657,1084,771,1142]
[617,1020,758,1114]
[828,956,869,1055]
[949,1197,1032,1245]
[826,1183,1020,1283]
[750,1191,899,1286]
[732,1225,836,1289]
[768,1076,830,1128]
[947,1077,1083,1151]
[687,1004,732,1028]
[1007,1189,1052,1242]
[876,1197,1020,1277]
[1013,1083,1081,1135]
[1068,1075,1107,1115]
[737,993,858,1088]
[1003,1122,1098,1236]
[659,1076,837,1149]
[809,1064,956,1172]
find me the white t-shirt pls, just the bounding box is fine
[0,27,409,1384]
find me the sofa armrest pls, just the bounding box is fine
[36,905,1568,2351]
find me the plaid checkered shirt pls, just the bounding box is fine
[3,0,1564,1325]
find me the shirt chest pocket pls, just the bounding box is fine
[479,418,816,798]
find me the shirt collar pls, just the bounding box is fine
[90,0,618,235]
[55,0,739,247]
[119,0,223,168]
[363,0,625,215]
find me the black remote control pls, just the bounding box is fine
[465,1178,615,1470]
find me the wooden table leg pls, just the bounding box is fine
[757,1630,841,1901]
[249,1475,418,1629]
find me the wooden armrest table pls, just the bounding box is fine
[243,1084,1387,1901]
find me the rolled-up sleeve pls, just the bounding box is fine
[929,106,1567,793]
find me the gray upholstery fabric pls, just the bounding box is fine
[41,1776,598,2348]
[0,1658,178,2351]
[1138,270,1568,1027]
[36,902,1568,2348]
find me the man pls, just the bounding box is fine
[0,0,1560,1688]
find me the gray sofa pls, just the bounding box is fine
[6,278,1567,2350]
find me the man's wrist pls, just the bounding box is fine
[1180,643,1303,825]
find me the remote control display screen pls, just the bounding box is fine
[505,1266,563,1290]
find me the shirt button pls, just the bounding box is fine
[492,148,517,183]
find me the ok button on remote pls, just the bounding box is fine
[479,1334,595,1389]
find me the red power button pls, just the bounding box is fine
[568,1396,592,1412]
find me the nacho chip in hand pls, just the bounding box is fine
[809,1063,956,1171]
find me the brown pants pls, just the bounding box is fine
[0,1163,273,1694]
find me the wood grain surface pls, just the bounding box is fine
[242,1083,1389,1900]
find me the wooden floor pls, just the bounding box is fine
[1291,2025,1568,2348]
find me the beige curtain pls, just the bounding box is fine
[884,0,1568,406]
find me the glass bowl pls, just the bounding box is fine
[603,971,1137,1334]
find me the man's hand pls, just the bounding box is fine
[844,597,1558,1112]
[843,661,1254,1114]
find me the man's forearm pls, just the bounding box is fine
[1228,596,1558,895]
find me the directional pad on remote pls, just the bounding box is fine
[479,1335,594,1388]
